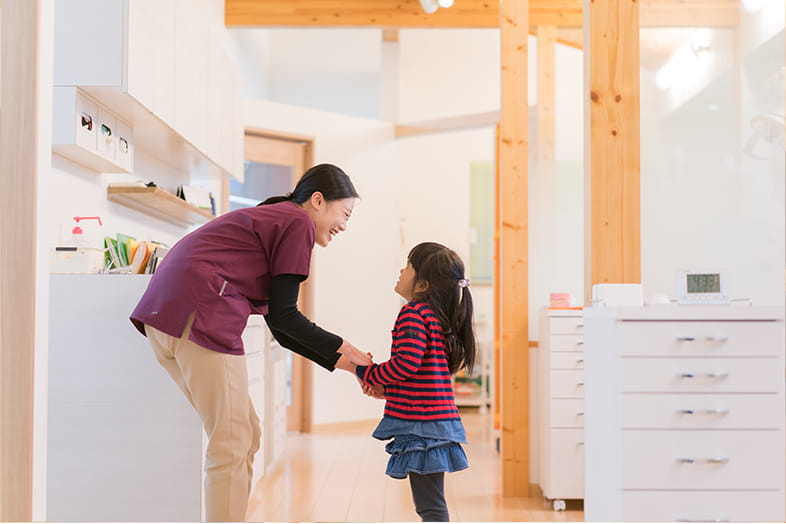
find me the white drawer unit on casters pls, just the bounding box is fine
[583,305,785,522]
[538,308,585,511]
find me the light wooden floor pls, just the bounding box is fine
[247,409,584,522]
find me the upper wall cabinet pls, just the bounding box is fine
[53,0,242,180]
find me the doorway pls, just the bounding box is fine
[236,130,315,433]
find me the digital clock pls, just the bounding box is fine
[676,270,731,304]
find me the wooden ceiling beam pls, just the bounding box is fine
[226,0,739,28]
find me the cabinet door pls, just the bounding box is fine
[126,0,176,126]
[206,28,227,167]
[174,0,209,152]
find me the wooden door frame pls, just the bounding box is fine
[225,128,315,433]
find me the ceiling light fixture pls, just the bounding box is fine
[420,0,454,13]
[419,0,439,14]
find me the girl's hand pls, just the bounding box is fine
[360,381,385,399]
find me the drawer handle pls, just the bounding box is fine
[675,519,730,523]
[576,441,584,446]
[676,457,730,465]
[576,382,584,387]
[576,411,584,416]
[575,323,584,328]
[575,340,584,346]
[676,408,730,416]
[676,336,696,341]
[705,336,729,342]
[575,358,584,364]
[676,372,728,380]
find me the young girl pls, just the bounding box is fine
[355,242,476,522]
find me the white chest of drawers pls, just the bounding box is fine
[538,308,585,510]
[583,305,785,522]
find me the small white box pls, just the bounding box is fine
[591,283,643,307]
[50,247,106,274]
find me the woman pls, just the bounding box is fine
[130,163,371,522]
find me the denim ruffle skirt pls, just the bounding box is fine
[372,416,469,480]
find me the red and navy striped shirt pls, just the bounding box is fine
[356,300,460,421]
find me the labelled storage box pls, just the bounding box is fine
[52,86,133,173]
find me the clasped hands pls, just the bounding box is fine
[335,340,385,399]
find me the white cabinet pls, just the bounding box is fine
[583,305,785,522]
[53,0,243,179]
[47,275,202,522]
[537,308,585,511]
[48,275,287,521]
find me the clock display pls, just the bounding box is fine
[687,273,721,293]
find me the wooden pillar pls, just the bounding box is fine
[499,0,529,497]
[583,0,641,303]
[0,0,40,520]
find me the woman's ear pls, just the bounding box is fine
[309,191,325,209]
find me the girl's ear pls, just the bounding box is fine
[415,280,429,294]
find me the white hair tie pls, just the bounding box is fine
[458,278,470,288]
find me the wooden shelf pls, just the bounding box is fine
[107,185,215,227]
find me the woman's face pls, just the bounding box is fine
[395,262,417,301]
[311,195,356,247]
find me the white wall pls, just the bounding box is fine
[640,22,785,307]
[243,99,401,425]
[229,28,383,120]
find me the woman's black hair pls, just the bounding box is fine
[408,242,476,375]
[258,163,359,206]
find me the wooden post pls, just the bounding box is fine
[0,0,40,520]
[583,0,641,303]
[499,0,530,497]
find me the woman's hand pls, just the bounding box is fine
[336,340,372,367]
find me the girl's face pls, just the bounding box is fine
[395,261,428,301]
[309,194,356,247]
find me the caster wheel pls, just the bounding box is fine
[553,499,566,511]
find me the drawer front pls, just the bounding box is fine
[619,321,783,357]
[621,393,785,429]
[550,399,585,428]
[619,490,785,522]
[620,358,782,393]
[620,430,785,490]
[550,369,585,398]
[550,334,585,352]
[543,428,585,499]
[550,352,584,370]
[549,351,584,369]
[550,316,584,334]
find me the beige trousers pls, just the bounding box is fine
[145,318,261,522]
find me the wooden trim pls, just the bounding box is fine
[0,0,39,520]
[528,341,539,348]
[381,27,399,42]
[499,0,530,498]
[226,0,738,28]
[245,126,315,144]
[584,0,641,303]
[395,111,499,138]
[493,124,501,432]
[300,143,314,434]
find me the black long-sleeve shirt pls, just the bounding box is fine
[264,274,342,371]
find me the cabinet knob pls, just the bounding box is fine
[676,371,728,380]
[676,408,730,416]
[676,457,730,465]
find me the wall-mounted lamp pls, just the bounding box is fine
[419,0,454,14]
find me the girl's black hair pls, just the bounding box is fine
[408,242,476,375]
[258,163,359,206]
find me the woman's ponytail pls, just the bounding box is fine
[258,164,358,206]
